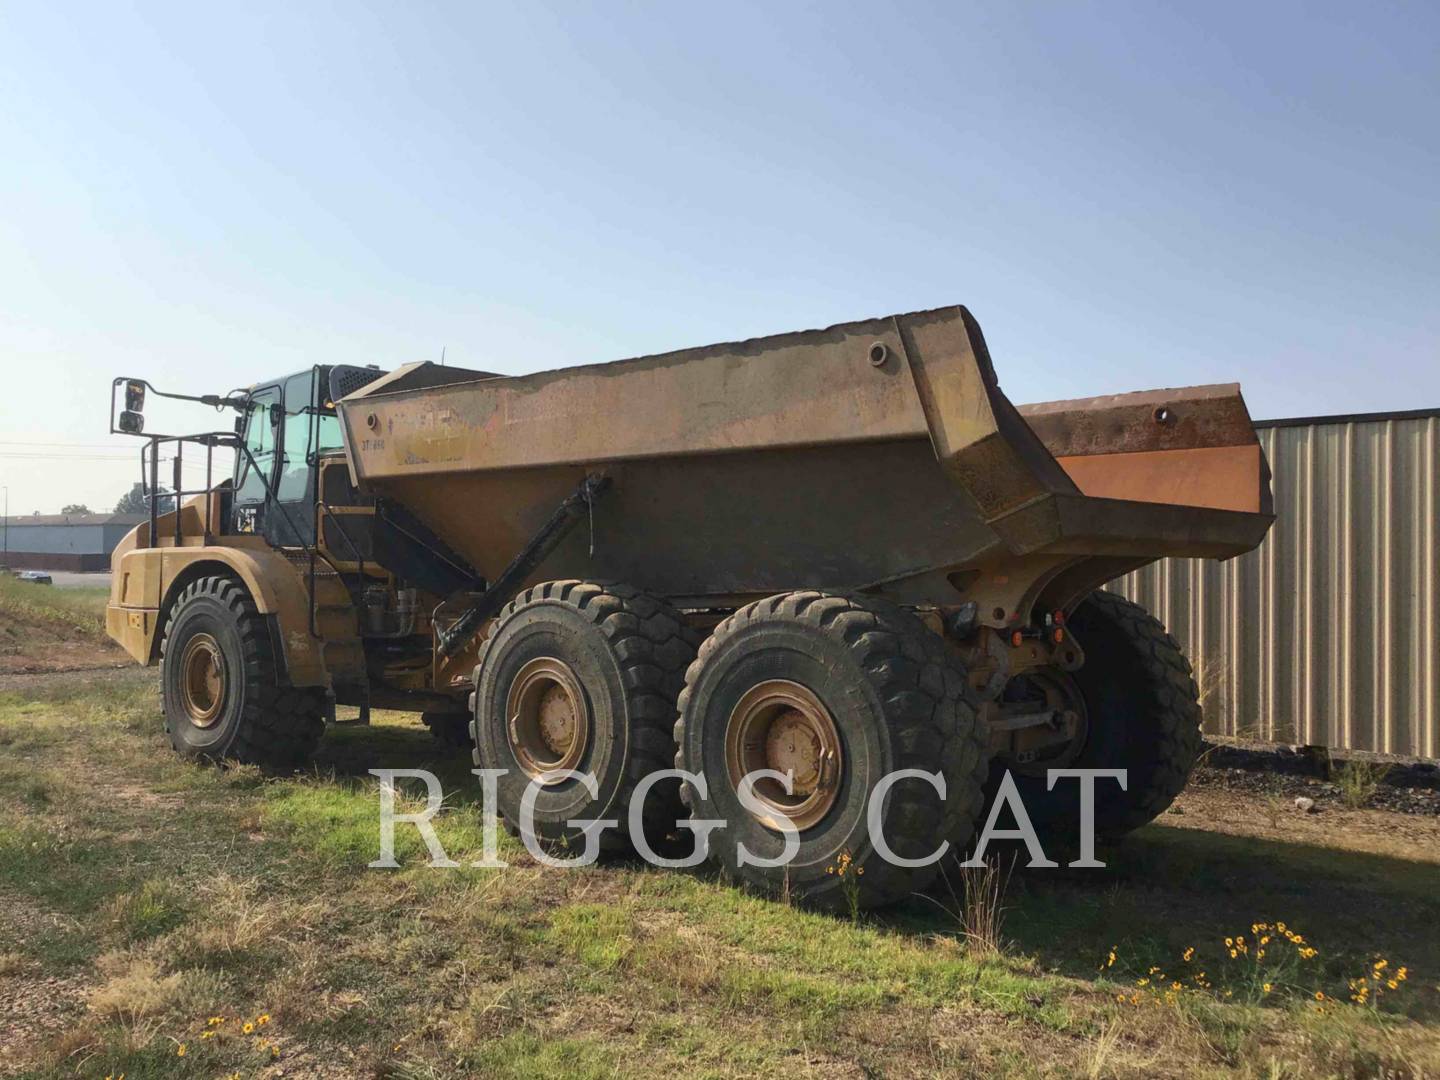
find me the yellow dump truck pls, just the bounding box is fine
[105,305,1272,907]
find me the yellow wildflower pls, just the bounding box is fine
[1182,947,1194,962]
[176,1045,187,1057]
[1263,982,1272,993]
[258,1013,271,1025]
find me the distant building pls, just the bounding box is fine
[0,513,144,571]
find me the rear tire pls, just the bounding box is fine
[675,592,988,911]
[159,576,325,768]
[469,581,699,851]
[986,590,1203,844]
[422,710,474,749]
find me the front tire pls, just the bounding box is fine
[676,592,988,911]
[159,576,325,767]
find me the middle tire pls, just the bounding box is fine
[676,591,989,911]
[470,580,698,851]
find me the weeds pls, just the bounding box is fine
[825,848,865,924]
[929,855,1013,960]
[1103,921,1412,1017]
[1335,759,1390,810]
[959,856,1011,959]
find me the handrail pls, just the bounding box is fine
[137,431,344,641]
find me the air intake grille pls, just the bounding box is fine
[328,365,386,403]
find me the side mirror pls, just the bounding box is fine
[124,381,146,412]
[118,410,145,434]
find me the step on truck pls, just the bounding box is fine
[105,305,1273,909]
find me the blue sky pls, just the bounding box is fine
[1,0,1436,514]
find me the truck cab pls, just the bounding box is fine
[103,363,482,759]
[231,366,349,548]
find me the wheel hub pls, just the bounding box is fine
[506,657,590,784]
[179,632,225,728]
[725,679,843,831]
[995,668,1089,775]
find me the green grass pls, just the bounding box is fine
[1,671,1437,1078]
[0,572,108,629]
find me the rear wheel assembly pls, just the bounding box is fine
[675,591,989,911]
[422,710,474,749]
[986,590,1203,844]
[470,580,698,851]
[159,576,325,768]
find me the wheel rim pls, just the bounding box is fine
[505,657,590,784]
[999,668,1089,776]
[725,679,843,831]
[179,632,226,728]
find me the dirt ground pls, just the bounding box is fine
[0,607,124,677]
[0,577,125,677]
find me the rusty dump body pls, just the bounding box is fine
[337,304,1272,632]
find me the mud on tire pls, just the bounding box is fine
[469,580,699,852]
[675,591,989,911]
[159,576,325,768]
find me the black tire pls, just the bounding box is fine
[675,591,989,911]
[987,590,1203,844]
[159,576,325,767]
[422,710,474,749]
[469,580,699,851]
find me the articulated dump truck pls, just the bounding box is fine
[106,305,1272,908]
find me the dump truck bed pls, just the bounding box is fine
[335,305,1272,620]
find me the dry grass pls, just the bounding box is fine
[1,669,1437,1079]
[958,855,1012,960]
[87,956,185,1020]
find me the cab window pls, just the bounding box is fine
[234,386,280,505]
[277,371,317,503]
[316,411,344,453]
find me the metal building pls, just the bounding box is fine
[1112,407,1439,759]
[0,514,144,571]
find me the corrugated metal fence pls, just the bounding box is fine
[1112,409,1438,759]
